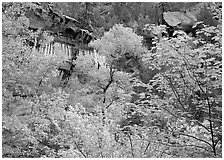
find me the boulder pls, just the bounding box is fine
[163,11,197,34]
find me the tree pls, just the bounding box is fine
[89,24,169,158]
[2,3,67,157]
[89,24,146,71]
[142,16,222,157]
[2,2,222,158]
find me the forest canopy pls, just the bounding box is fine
[2,2,222,158]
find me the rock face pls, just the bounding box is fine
[25,3,96,87]
[25,3,94,47]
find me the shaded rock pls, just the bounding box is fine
[163,11,197,34]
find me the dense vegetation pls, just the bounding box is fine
[2,2,222,158]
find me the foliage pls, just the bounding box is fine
[2,3,69,157]
[89,24,146,73]
[141,21,222,157]
[2,2,222,158]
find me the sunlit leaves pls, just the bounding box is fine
[90,24,146,65]
[143,20,222,157]
[2,2,222,158]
